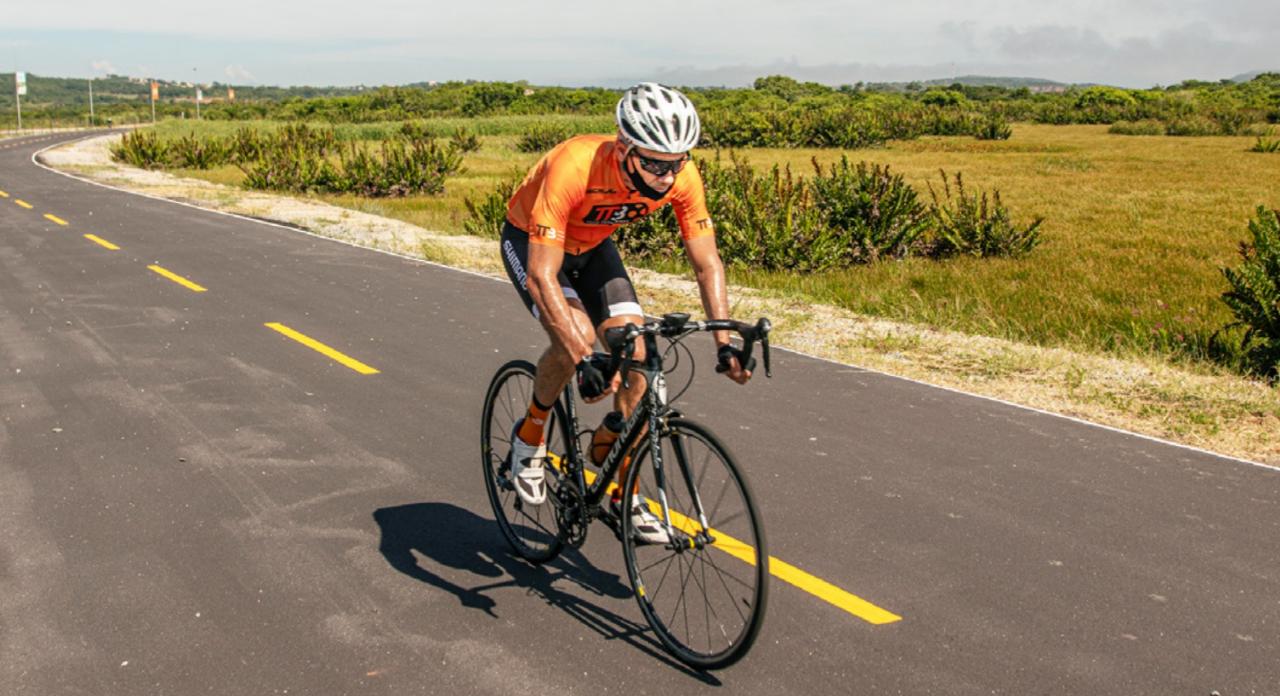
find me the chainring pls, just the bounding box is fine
[554,482,589,548]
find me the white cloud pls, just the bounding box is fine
[91,59,117,74]
[224,64,255,82]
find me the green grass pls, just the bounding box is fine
[154,121,1280,368]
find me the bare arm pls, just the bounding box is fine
[684,234,751,383]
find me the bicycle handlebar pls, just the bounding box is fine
[601,313,773,390]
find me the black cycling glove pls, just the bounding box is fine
[716,344,757,374]
[576,356,610,400]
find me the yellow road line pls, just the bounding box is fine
[263,323,380,375]
[84,234,120,250]
[0,190,8,197]
[15,199,33,209]
[548,455,901,625]
[147,264,208,293]
[44,213,68,226]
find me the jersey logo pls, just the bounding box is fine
[583,202,650,226]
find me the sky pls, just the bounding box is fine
[1,0,1275,88]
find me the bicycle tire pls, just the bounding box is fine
[620,418,768,669]
[480,360,570,564]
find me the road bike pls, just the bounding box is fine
[480,312,773,669]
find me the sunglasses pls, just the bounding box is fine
[632,151,689,176]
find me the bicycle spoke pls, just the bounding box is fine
[698,550,750,624]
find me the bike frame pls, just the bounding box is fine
[556,333,712,542]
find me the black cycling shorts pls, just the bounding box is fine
[500,220,642,328]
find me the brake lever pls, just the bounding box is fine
[758,318,773,378]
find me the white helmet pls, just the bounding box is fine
[615,82,701,154]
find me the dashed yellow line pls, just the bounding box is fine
[44,213,68,226]
[0,190,8,197]
[15,199,33,209]
[264,323,380,375]
[84,234,120,250]
[549,455,902,625]
[147,264,207,293]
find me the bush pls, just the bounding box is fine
[927,171,1043,258]
[516,122,569,153]
[462,170,525,238]
[974,116,1013,141]
[809,156,930,262]
[1109,120,1166,136]
[109,129,168,169]
[1220,207,1280,378]
[169,132,229,169]
[450,128,482,153]
[1165,116,1221,136]
[338,139,464,197]
[229,127,267,163]
[703,155,842,271]
[1249,135,1280,153]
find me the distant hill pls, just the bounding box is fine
[0,72,368,107]
[919,75,1069,89]
[1230,70,1280,83]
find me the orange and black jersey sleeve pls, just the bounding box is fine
[506,134,714,256]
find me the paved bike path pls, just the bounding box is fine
[0,131,1276,695]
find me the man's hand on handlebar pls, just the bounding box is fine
[716,344,754,385]
[577,355,622,403]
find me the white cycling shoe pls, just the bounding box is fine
[508,421,547,506]
[611,497,671,545]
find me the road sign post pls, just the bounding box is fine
[15,72,26,130]
[150,80,158,124]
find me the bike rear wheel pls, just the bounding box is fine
[621,418,768,669]
[480,360,569,564]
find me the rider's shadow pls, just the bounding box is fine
[373,502,720,680]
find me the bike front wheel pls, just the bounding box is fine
[621,418,768,670]
[480,360,569,564]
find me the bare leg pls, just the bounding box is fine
[532,300,596,408]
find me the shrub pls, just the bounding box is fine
[704,155,842,271]
[1220,207,1280,378]
[169,132,229,169]
[1109,119,1165,136]
[109,129,168,169]
[462,169,525,238]
[1165,116,1221,136]
[229,127,267,163]
[1249,135,1280,153]
[927,170,1043,258]
[974,116,1013,141]
[809,156,930,262]
[450,128,482,153]
[1211,108,1250,136]
[338,139,464,197]
[516,122,569,152]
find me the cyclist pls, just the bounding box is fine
[500,82,753,544]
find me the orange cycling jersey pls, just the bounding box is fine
[506,134,714,256]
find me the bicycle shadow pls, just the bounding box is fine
[372,502,721,683]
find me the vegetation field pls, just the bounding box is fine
[141,118,1279,373]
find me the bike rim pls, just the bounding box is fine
[482,363,565,563]
[623,421,768,668]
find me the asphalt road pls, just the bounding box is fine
[1,131,1277,695]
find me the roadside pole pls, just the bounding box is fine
[150,80,157,124]
[15,71,26,130]
[89,77,95,126]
